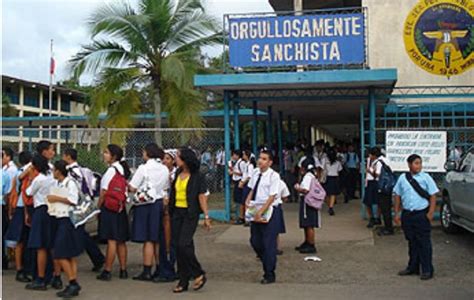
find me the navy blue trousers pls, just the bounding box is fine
[79,226,105,267]
[401,209,433,274]
[157,229,176,279]
[250,206,281,281]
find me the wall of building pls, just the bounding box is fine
[364,0,473,91]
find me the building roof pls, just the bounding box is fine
[2,74,86,99]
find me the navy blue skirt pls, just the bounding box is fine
[233,181,244,204]
[324,176,340,196]
[131,200,163,243]
[98,207,130,242]
[53,218,84,259]
[278,207,286,234]
[299,196,321,228]
[27,206,53,249]
[363,180,379,206]
[242,186,251,204]
[4,208,29,244]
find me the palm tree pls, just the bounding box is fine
[70,0,220,146]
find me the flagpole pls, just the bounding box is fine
[49,39,53,139]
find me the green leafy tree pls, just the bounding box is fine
[70,0,221,145]
[2,94,17,117]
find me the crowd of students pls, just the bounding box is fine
[1,141,211,297]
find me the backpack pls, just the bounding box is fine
[304,177,327,210]
[377,160,397,195]
[103,167,128,213]
[21,170,38,207]
[69,165,100,197]
[68,178,100,228]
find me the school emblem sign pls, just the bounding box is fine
[403,0,474,78]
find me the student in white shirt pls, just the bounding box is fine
[276,180,290,255]
[47,160,83,298]
[364,147,383,228]
[228,150,245,224]
[245,149,282,284]
[25,155,55,291]
[240,150,255,226]
[294,158,320,254]
[96,144,131,282]
[128,143,170,281]
[2,147,18,182]
[324,149,343,216]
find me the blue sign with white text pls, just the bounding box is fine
[228,13,366,68]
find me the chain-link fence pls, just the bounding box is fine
[1,127,226,210]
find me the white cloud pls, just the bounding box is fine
[2,0,272,85]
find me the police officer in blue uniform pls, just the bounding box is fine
[393,154,439,280]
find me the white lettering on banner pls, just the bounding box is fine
[230,16,362,40]
[247,42,340,63]
[385,131,447,173]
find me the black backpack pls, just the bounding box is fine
[377,161,397,195]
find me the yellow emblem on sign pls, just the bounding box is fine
[403,0,474,78]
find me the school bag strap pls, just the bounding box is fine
[405,172,431,201]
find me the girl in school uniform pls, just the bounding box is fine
[47,160,84,298]
[364,147,383,228]
[24,155,55,291]
[96,144,131,281]
[4,151,32,282]
[128,143,169,281]
[294,158,320,254]
[324,148,343,216]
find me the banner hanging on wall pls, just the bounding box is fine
[385,131,447,173]
[228,12,366,68]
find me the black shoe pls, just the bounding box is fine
[153,276,176,283]
[260,278,275,285]
[299,245,317,254]
[366,218,375,228]
[277,250,284,256]
[119,269,128,279]
[56,284,81,298]
[374,218,382,225]
[234,219,245,225]
[133,272,152,281]
[16,271,32,283]
[51,276,63,290]
[398,269,420,276]
[295,242,308,251]
[92,262,104,272]
[420,272,433,280]
[96,271,112,281]
[25,280,47,291]
[328,208,335,216]
[377,228,395,236]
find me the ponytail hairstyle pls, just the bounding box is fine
[301,157,316,176]
[32,154,50,175]
[243,150,256,167]
[107,144,131,179]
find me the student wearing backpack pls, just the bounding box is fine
[364,147,383,228]
[24,155,55,291]
[245,149,282,284]
[48,160,84,298]
[4,151,33,282]
[393,154,439,281]
[97,144,131,281]
[128,143,170,282]
[294,158,320,254]
[62,149,105,272]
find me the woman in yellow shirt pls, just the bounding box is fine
[169,148,211,293]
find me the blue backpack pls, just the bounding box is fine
[377,161,397,195]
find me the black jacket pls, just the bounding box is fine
[169,170,207,216]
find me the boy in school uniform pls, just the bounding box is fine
[394,154,439,280]
[62,148,106,272]
[229,150,245,224]
[245,149,282,284]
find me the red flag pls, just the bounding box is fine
[50,57,55,75]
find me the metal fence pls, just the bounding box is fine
[1,127,226,210]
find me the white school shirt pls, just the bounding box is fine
[129,159,170,200]
[3,161,18,181]
[242,161,254,182]
[101,162,125,195]
[366,156,386,181]
[216,150,225,166]
[300,172,316,196]
[56,177,80,205]
[232,159,244,181]
[274,179,290,205]
[26,172,54,208]
[247,168,281,207]
[326,161,343,177]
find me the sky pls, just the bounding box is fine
[1,0,272,85]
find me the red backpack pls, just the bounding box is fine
[104,167,128,213]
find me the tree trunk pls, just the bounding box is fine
[153,87,163,147]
